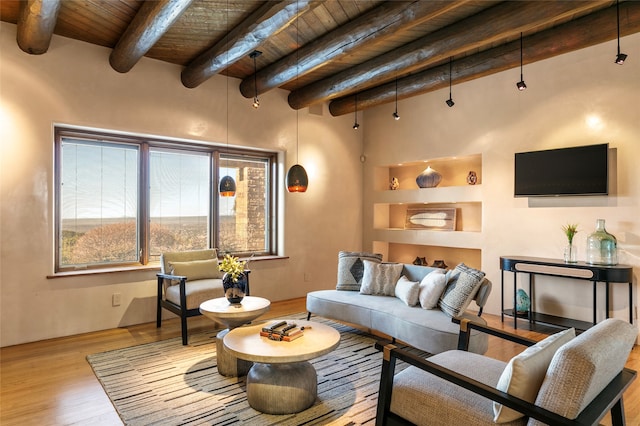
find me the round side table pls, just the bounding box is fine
[199,296,270,377]
[224,319,340,414]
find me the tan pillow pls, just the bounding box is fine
[360,261,403,296]
[493,327,576,423]
[169,258,222,281]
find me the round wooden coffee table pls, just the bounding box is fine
[224,319,340,414]
[199,296,270,377]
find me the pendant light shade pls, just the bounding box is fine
[286,164,308,192]
[219,175,236,197]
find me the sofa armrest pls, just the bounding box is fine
[374,341,636,426]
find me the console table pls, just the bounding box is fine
[500,256,633,331]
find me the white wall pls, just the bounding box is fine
[363,32,640,338]
[0,22,363,347]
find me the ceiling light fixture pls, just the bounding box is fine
[353,94,360,129]
[250,50,262,108]
[446,57,455,107]
[615,0,627,65]
[286,1,308,193]
[220,3,235,197]
[516,32,527,91]
[392,77,400,120]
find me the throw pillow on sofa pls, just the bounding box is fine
[438,263,485,317]
[395,275,420,306]
[493,327,576,423]
[336,251,383,291]
[418,270,447,309]
[360,261,403,296]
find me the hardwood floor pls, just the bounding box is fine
[1,297,637,425]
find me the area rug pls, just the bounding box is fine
[87,314,426,426]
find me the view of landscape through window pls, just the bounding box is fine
[57,132,272,271]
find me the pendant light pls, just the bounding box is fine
[353,94,360,129]
[219,3,235,197]
[446,57,455,107]
[250,50,262,107]
[516,32,527,91]
[286,1,308,193]
[392,78,400,120]
[615,0,627,65]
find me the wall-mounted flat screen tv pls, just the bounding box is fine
[514,143,609,197]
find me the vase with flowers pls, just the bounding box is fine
[219,254,248,304]
[562,223,579,263]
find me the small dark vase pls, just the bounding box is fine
[222,273,247,304]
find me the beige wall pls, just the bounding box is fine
[363,32,639,338]
[0,22,363,347]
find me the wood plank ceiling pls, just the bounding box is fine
[2,1,639,116]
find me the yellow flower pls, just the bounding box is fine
[218,254,246,282]
[562,223,579,244]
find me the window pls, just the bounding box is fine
[55,127,277,272]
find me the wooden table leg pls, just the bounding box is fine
[246,361,317,414]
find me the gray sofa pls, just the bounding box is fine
[306,263,492,355]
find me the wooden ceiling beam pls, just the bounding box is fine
[16,0,62,55]
[238,0,472,99]
[328,1,640,117]
[181,0,312,89]
[109,0,194,73]
[288,0,609,110]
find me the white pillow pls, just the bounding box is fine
[493,327,576,423]
[395,275,420,306]
[360,261,403,296]
[418,270,447,309]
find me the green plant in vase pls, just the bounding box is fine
[219,254,248,304]
[562,223,579,263]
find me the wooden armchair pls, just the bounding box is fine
[376,318,637,426]
[156,248,250,345]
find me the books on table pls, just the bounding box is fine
[260,321,305,341]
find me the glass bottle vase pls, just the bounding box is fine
[563,243,577,263]
[586,219,618,265]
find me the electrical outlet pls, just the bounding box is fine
[112,293,122,307]
[635,305,638,320]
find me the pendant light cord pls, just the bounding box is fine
[295,0,300,164]
[520,32,524,81]
[616,0,621,54]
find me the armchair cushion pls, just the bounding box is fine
[168,258,222,281]
[165,278,224,310]
[493,327,576,423]
[391,351,526,426]
[528,318,637,426]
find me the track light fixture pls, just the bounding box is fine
[392,78,400,120]
[249,50,262,108]
[615,0,627,64]
[516,33,527,91]
[446,57,455,107]
[353,95,360,129]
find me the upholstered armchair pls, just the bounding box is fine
[156,248,250,345]
[376,318,637,426]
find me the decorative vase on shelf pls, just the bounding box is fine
[563,244,577,263]
[222,273,247,304]
[416,166,442,188]
[515,289,530,314]
[586,219,618,265]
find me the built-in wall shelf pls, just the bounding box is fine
[372,229,482,249]
[374,184,483,204]
[370,154,484,264]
